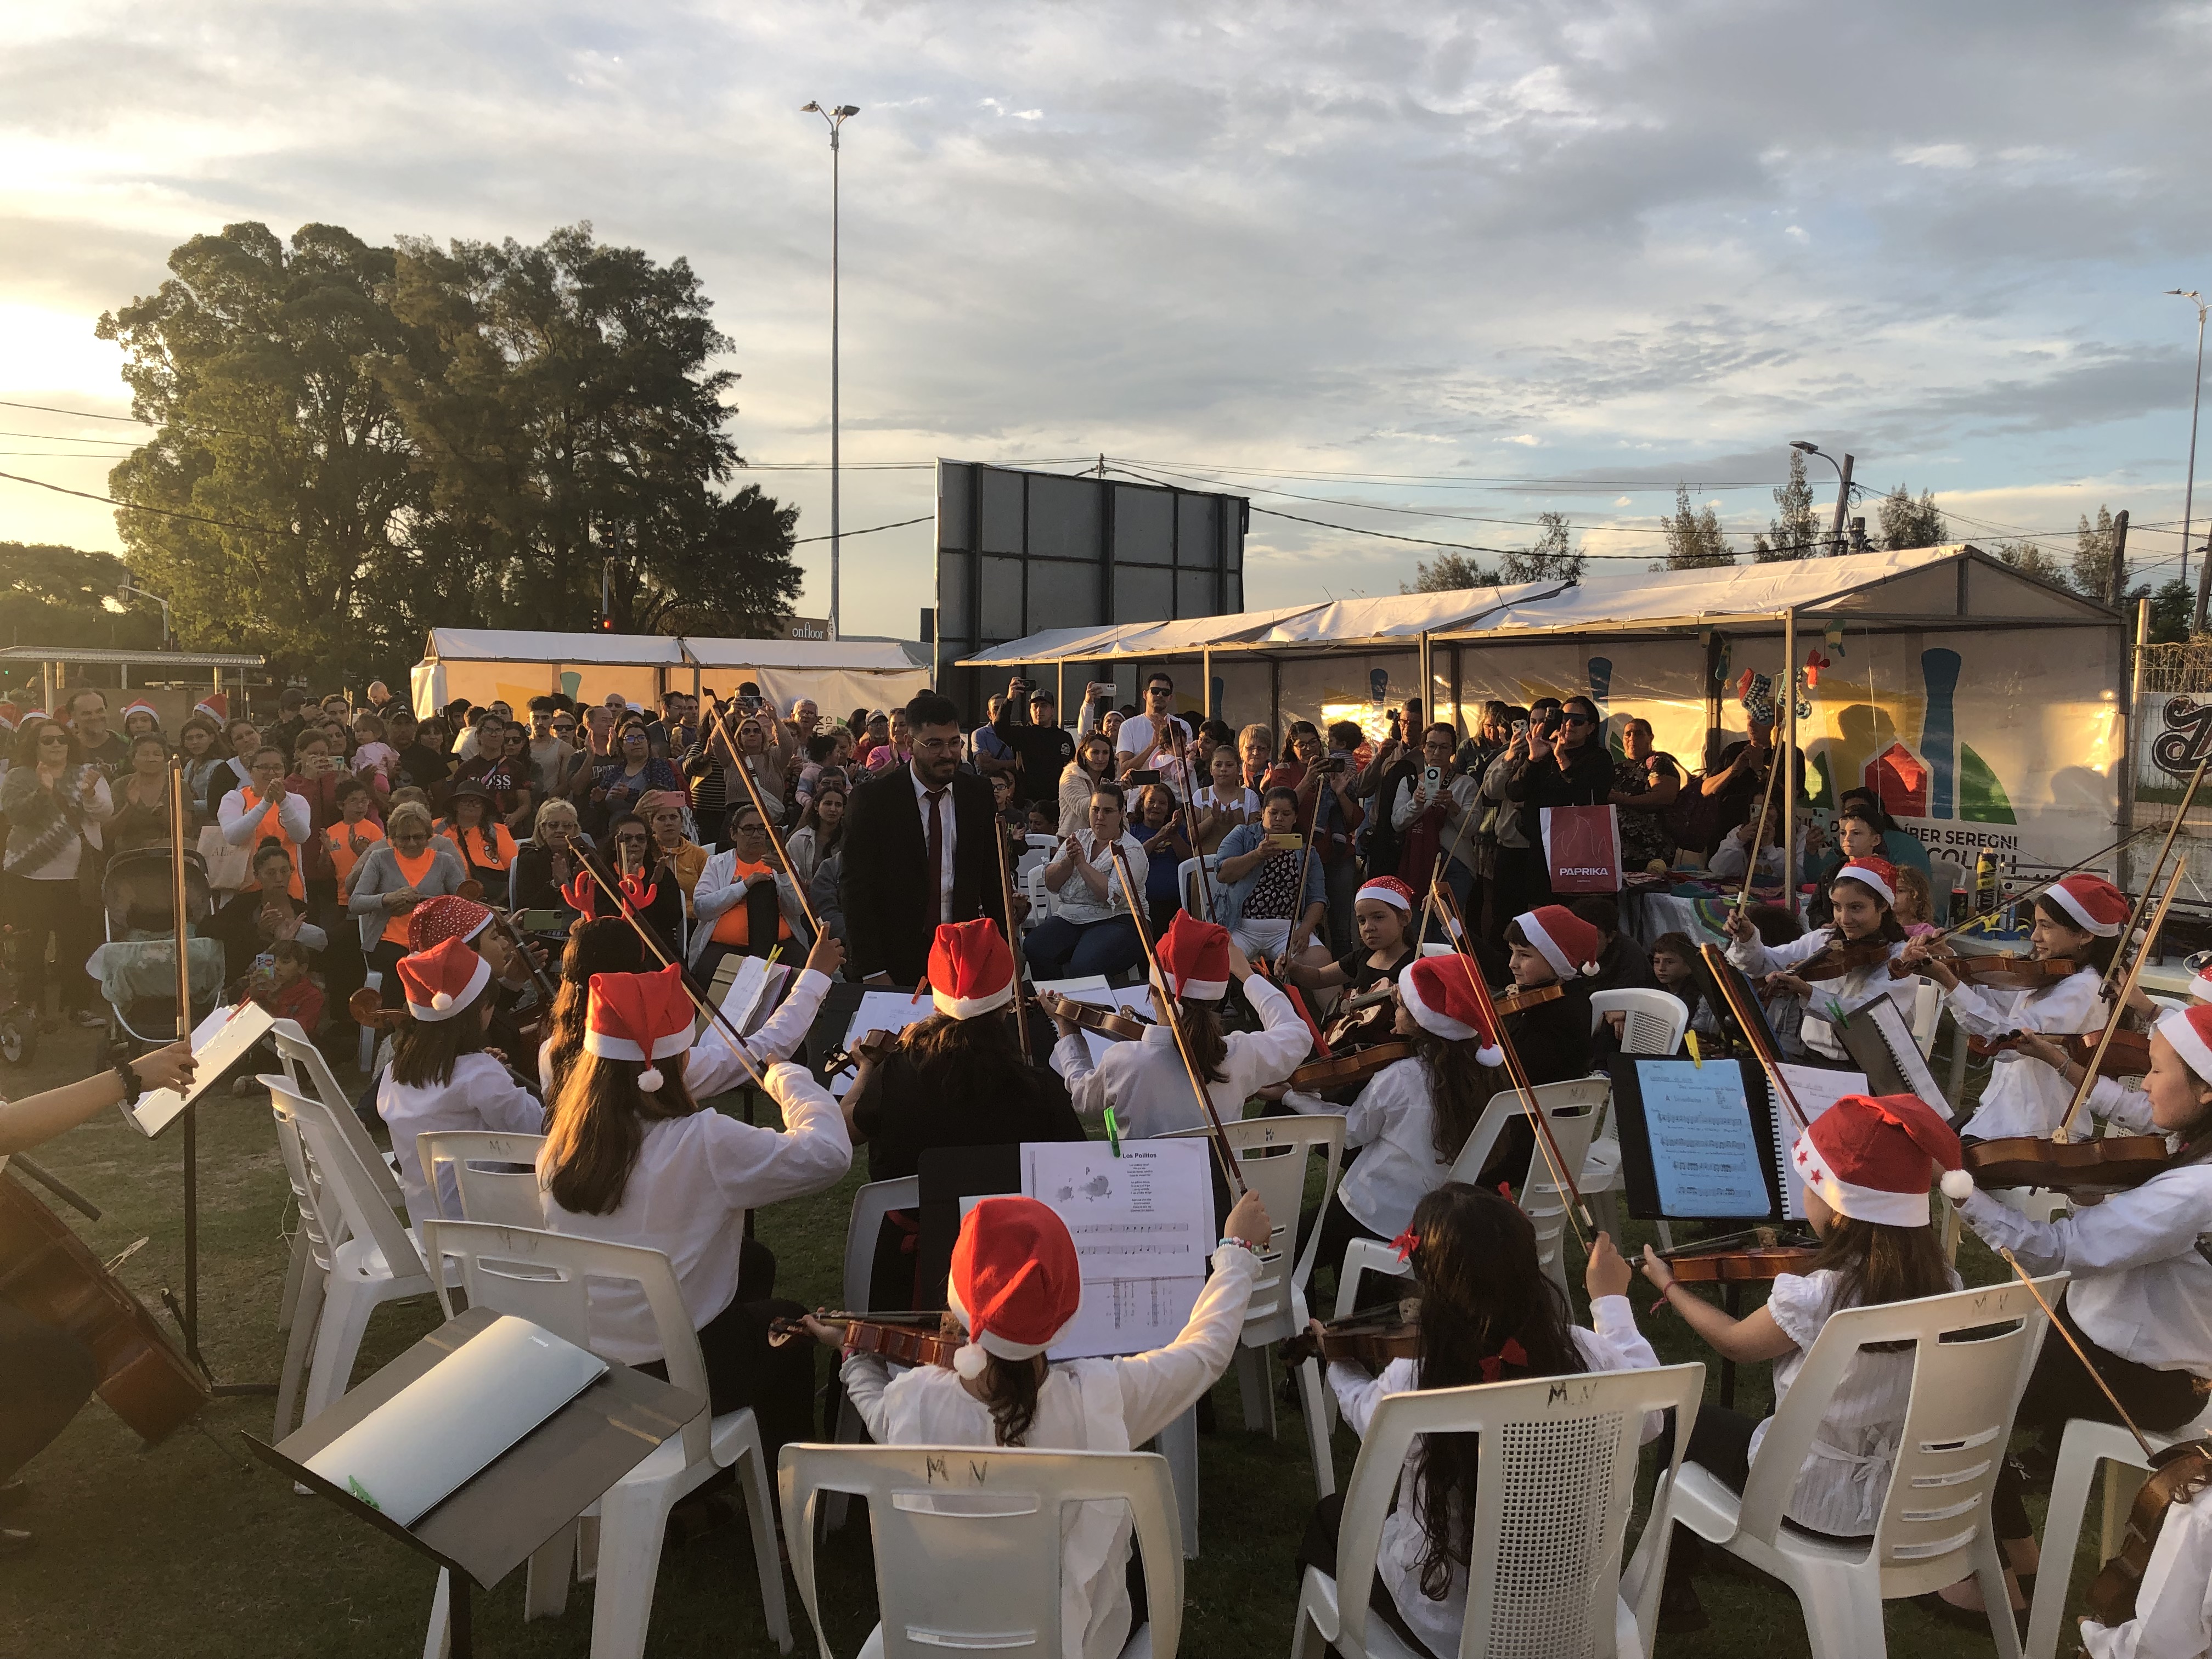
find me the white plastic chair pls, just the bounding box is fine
[415,1130,548,1227]
[1174,855,1222,918]
[1163,1115,1347,1500]
[273,1079,447,1427]
[2023,1397,2212,1659]
[420,1220,792,1659]
[1588,988,1689,1056]
[821,1175,922,1532]
[1908,977,1942,1059]
[1671,1273,2068,1659]
[1448,1078,1608,1302]
[268,1019,406,1209]
[264,1081,340,1440]
[1291,1363,1708,1659]
[780,1442,1182,1659]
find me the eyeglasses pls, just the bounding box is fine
[37,733,69,746]
[733,822,768,836]
[912,736,959,754]
[615,831,648,843]
[1561,713,1593,727]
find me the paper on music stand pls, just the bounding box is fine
[128,1001,279,1139]
[1630,1060,1773,1217]
[715,956,793,1040]
[830,986,936,1097]
[303,1314,607,1527]
[1773,1063,1863,1221]
[1020,1139,1211,1360]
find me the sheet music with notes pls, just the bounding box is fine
[828,988,937,1098]
[1772,1063,1861,1221]
[1631,1060,1773,1217]
[1020,1139,1211,1360]
[128,1002,278,1138]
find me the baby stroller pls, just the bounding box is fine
[88,845,226,1053]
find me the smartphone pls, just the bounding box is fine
[1124,768,1161,786]
[1512,719,1530,737]
[1423,764,1442,793]
[1267,832,1304,851]
[524,909,558,933]
[251,952,276,976]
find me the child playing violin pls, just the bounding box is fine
[538,964,851,1460]
[1497,905,1599,1085]
[1302,1186,1658,1659]
[801,1187,1273,1659]
[1280,955,1505,1280]
[1278,874,1418,1017]
[1901,872,2125,1143]
[1949,1003,2212,1620]
[1723,856,1917,1070]
[1639,1091,1965,1630]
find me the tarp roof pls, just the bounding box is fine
[0,646,266,668]
[421,629,921,674]
[957,545,2113,666]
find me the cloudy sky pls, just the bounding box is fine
[5,0,2212,640]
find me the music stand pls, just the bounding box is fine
[244,1306,698,1659]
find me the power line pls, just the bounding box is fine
[791,514,929,544]
[0,428,138,446]
[0,469,307,538]
[0,398,148,425]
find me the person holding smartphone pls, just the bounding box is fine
[1388,723,1480,913]
[1216,786,1333,971]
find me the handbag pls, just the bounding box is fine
[196,825,254,892]
[1539,804,1623,895]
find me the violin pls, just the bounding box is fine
[1318,983,1396,1053]
[1289,1040,1415,1093]
[822,1028,905,1079]
[768,1310,958,1369]
[2084,1438,2212,1625]
[1280,1298,1422,1369]
[1892,945,2079,990]
[1659,1226,1823,1284]
[1493,983,1565,1018]
[1791,933,1899,982]
[1958,1132,2175,1194]
[1967,1026,2154,1079]
[1037,990,1154,1044]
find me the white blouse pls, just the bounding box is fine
[1052,973,1311,1141]
[841,1245,1261,1659]
[1946,966,2106,1142]
[1284,1056,1448,1238]
[376,1052,546,1233]
[1325,1301,1660,1659]
[1725,927,1915,1064]
[1041,831,1147,926]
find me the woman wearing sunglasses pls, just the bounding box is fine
[1509,695,1616,908]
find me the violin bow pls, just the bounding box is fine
[168,757,192,1046]
[1284,773,1327,957]
[2054,849,2188,1143]
[1108,843,1248,1195]
[2092,757,2207,1001]
[994,821,1032,1064]
[1996,1248,2155,1458]
[1429,877,1592,1248]
[1922,814,2170,952]
[705,696,823,941]
[570,851,770,1091]
[1696,941,1815,1139]
[1734,713,1787,913]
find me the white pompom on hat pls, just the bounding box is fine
[1397,956,1504,1066]
[583,965,695,1092]
[1515,905,1603,982]
[2045,873,2129,938]
[926,918,1016,1020]
[1786,1091,1968,1220]
[945,1196,1083,1379]
[397,935,491,1024]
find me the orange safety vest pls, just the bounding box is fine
[448,821,517,873]
[325,818,386,888]
[379,845,444,947]
[709,857,793,947]
[239,787,306,900]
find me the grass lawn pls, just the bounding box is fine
[0,1021,2096,1657]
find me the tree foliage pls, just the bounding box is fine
[1991,538,2070,586]
[95,221,800,684]
[1659,484,1733,569]
[2072,504,2124,604]
[0,541,160,652]
[1402,511,1582,592]
[1751,449,1821,561]
[1876,483,1947,550]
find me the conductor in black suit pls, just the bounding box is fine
[841,691,1001,984]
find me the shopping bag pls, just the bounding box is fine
[1540,804,1623,895]
[196,825,253,891]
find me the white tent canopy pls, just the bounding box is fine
[412,628,930,722]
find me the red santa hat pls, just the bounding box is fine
[2158,1004,2212,1092]
[946,1195,1084,1380]
[1397,956,1504,1066]
[927,917,1017,1020]
[397,935,491,1025]
[1787,1092,1965,1223]
[194,691,228,723]
[2045,873,2129,938]
[121,699,159,725]
[407,895,493,953]
[583,965,695,1092]
[1153,910,1231,1002]
[1356,876,1415,913]
[1515,905,1602,982]
[1832,856,1898,907]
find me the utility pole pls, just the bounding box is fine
[1828,453,1855,554]
[2109,509,2130,608]
[803,101,861,640]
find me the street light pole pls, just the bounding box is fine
[117,581,172,650]
[803,100,861,640]
[2170,291,2210,630]
[1789,441,1855,555]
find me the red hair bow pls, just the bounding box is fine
[1389,1228,1420,1265]
[619,872,659,911]
[561,871,597,917]
[1477,1338,1529,1384]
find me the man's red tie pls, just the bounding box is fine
[925,788,947,924]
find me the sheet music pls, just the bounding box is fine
[129,1002,278,1138]
[1020,1139,1211,1360]
[1841,996,1949,1108]
[830,988,936,1097]
[1772,1063,1863,1221]
[1632,1060,1772,1217]
[715,957,792,1040]
[1036,975,1155,1069]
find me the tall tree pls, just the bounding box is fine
[1991,538,2070,586]
[1751,449,1821,561]
[1501,511,1583,583]
[0,542,160,652]
[2073,504,2123,601]
[1876,483,1947,550]
[1660,484,1733,569]
[1402,551,1497,592]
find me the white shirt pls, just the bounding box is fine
[1052,973,1312,1140]
[1961,1167,2212,1374]
[218,784,311,849]
[1114,711,1190,762]
[841,1244,1260,1659]
[539,1061,851,1363]
[2081,1479,2212,1659]
[1042,830,1147,926]
[1707,829,1789,886]
[1284,1056,1448,1237]
[1747,1265,1958,1536]
[535,968,831,1099]
[911,765,957,925]
[1726,928,1915,1064]
[1946,966,2106,1141]
[376,1051,546,1234]
[1326,1303,1659,1659]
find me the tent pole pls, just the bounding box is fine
[1202,647,1212,724]
[1782,608,1797,919]
[1418,631,1432,736]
